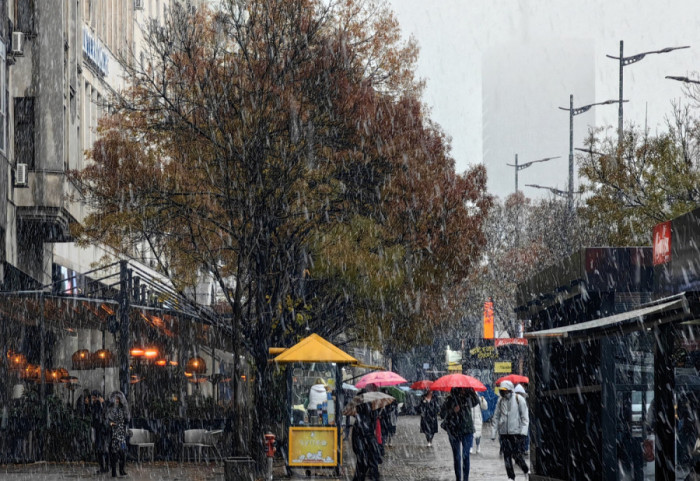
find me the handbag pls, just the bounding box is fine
[642,438,654,462]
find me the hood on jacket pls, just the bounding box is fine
[514,384,526,395]
[500,380,515,391]
[310,384,327,394]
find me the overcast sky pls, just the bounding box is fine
[387,0,700,200]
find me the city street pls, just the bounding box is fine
[0,415,523,480]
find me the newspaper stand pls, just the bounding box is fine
[272,334,359,477]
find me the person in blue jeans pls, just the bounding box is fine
[440,387,479,481]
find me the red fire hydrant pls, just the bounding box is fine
[264,433,276,481]
[264,433,276,457]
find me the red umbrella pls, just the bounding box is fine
[495,374,529,386]
[410,380,434,390]
[430,374,486,392]
[355,371,407,388]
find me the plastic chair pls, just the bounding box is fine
[182,429,207,462]
[128,428,155,463]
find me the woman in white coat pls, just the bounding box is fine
[491,380,529,481]
[469,394,488,453]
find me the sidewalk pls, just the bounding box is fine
[278,416,527,481]
[0,416,528,480]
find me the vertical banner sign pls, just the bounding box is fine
[652,221,671,265]
[483,298,494,339]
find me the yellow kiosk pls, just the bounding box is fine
[272,334,359,477]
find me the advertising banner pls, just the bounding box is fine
[483,299,494,339]
[288,427,339,466]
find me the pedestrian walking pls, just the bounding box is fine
[107,391,130,478]
[418,390,439,447]
[469,393,488,454]
[351,402,381,481]
[491,381,529,481]
[91,390,110,474]
[380,400,398,447]
[440,387,479,481]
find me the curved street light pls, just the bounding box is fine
[506,154,560,194]
[606,42,690,145]
[558,95,624,212]
[666,75,700,85]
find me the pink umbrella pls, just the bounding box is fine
[430,373,486,392]
[355,371,407,388]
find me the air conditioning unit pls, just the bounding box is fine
[15,163,27,187]
[11,32,24,56]
[134,0,144,10]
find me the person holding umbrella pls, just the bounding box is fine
[344,391,394,481]
[418,390,439,447]
[440,387,479,481]
[492,380,529,481]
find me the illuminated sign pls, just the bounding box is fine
[494,362,512,373]
[288,427,338,467]
[483,299,494,339]
[83,26,109,75]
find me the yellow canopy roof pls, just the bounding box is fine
[273,333,358,364]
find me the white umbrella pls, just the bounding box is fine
[342,391,395,416]
[342,382,358,391]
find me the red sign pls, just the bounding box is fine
[495,338,528,347]
[483,299,494,339]
[653,221,671,265]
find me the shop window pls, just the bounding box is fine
[14,97,35,169]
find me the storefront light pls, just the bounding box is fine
[130,347,145,357]
[144,348,159,359]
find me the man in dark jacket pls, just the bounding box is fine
[440,387,479,481]
[351,402,381,481]
[91,391,109,474]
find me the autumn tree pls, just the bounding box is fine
[72,0,491,457]
[579,102,700,246]
[460,192,604,337]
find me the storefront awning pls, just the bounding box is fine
[525,294,691,340]
[273,333,358,364]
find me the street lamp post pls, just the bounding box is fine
[558,95,622,212]
[506,154,560,194]
[506,154,559,246]
[607,41,689,145]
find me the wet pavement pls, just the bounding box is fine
[0,416,527,480]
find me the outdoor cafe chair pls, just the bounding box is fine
[182,429,223,463]
[128,428,155,463]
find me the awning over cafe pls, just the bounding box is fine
[525,293,692,340]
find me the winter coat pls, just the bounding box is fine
[418,394,439,435]
[471,396,488,438]
[308,384,328,411]
[492,393,528,436]
[351,403,381,462]
[440,388,478,438]
[106,391,131,453]
[91,397,110,453]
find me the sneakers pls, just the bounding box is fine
[476,445,481,454]
[469,447,474,454]
[427,442,432,447]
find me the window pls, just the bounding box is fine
[14,97,35,169]
[16,0,35,35]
